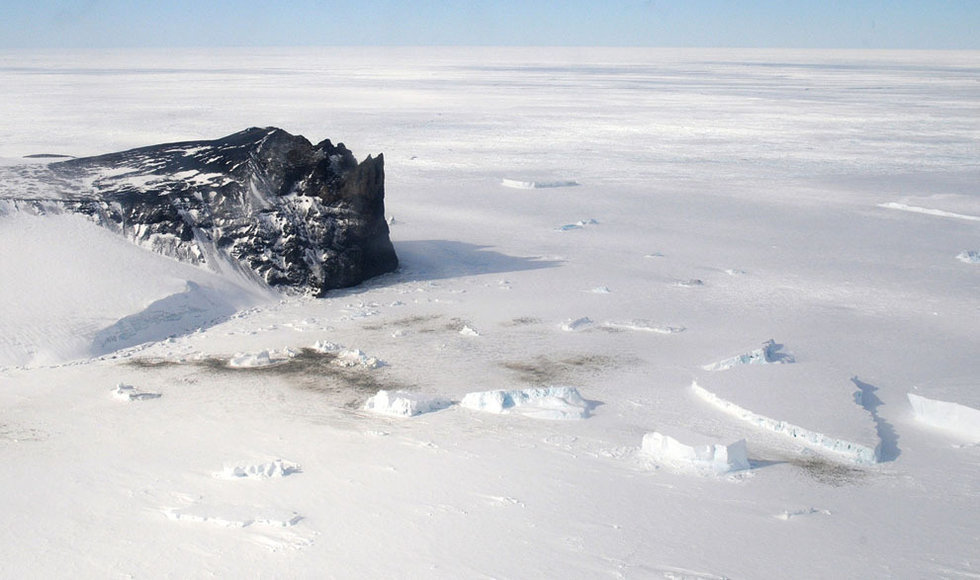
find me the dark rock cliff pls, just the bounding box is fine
[11,127,398,295]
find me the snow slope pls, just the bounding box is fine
[0,211,268,367]
[0,47,978,579]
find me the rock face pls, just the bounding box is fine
[5,128,398,295]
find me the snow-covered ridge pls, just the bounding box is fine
[692,381,879,465]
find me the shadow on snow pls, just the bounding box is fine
[393,239,563,282]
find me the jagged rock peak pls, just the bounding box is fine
[37,127,398,295]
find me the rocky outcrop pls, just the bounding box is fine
[4,128,398,295]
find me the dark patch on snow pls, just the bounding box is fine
[500,354,618,385]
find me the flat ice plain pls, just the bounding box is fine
[0,47,979,578]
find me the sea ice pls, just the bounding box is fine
[311,340,343,353]
[555,219,598,231]
[459,325,481,336]
[332,349,384,368]
[878,202,980,222]
[165,505,302,528]
[641,431,750,474]
[692,381,879,465]
[217,459,302,479]
[460,386,590,420]
[774,507,832,521]
[112,383,161,401]
[956,251,980,264]
[228,350,277,368]
[363,390,453,417]
[501,178,579,189]
[603,320,685,334]
[907,393,980,441]
[702,340,794,371]
[561,317,594,332]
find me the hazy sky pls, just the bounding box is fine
[2,0,978,50]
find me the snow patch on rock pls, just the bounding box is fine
[907,393,980,441]
[641,431,750,474]
[364,390,453,417]
[692,381,879,465]
[702,340,794,371]
[461,386,590,420]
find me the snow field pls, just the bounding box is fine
[0,47,978,578]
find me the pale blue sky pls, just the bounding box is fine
[1,0,977,49]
